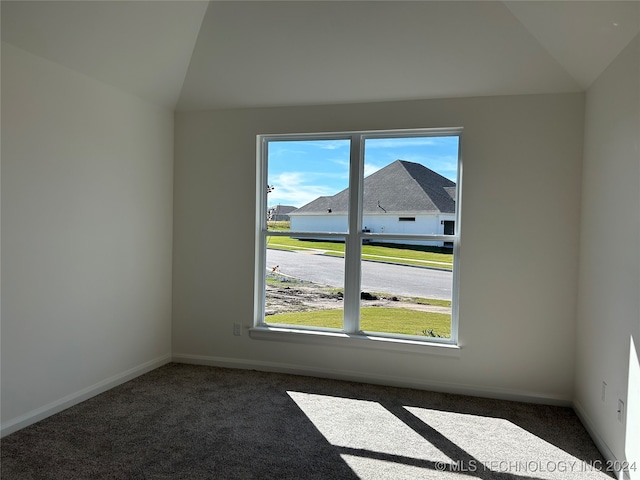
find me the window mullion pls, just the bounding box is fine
[255,137,269,326]
[343,135,363,333]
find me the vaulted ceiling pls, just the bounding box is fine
[2,1,638,111]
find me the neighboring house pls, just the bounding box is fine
[289,160,456,247]
[267,205,297,221]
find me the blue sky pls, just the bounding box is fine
[267,136,459,208]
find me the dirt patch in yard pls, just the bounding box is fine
[265,275,451,317]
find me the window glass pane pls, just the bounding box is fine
[265,235,345,330]
[259,130,460,343]
[267,139,350,233]
[362,136,459,237]
[359,240,453,339]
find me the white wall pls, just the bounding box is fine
[291,213,454,237]
[173,92,584,403]
[362,213,454,236]
[290,214,348,233]
[575,34,639,478]
[362,213,455,246]
[1,43,174,434]
[289,213,452,246]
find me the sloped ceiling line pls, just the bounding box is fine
[2,1,638,111]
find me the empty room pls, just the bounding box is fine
[1,1,638,479]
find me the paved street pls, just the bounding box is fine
[266,249,452,300]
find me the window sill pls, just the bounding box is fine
[249,326,461,357]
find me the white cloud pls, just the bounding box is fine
[268,171,341,207]
[306,140,350,150]
[268,147,308,159]
[332,158,349,168]
[364,162,384,177]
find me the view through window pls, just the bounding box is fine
[256,129,461,343]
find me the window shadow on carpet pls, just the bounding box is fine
[1,363,616,480]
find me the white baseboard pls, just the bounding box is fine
[573,400,630,480]
[171,353,572,406]
[1,354,172,438]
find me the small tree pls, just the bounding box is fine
[266,185,275,221]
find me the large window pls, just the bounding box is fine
[254,129,462,346]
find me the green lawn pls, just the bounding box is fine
[267,221,291,231]
[266,236,453,270]
[267,307,451,338]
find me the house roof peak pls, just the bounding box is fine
[291,160,456,215]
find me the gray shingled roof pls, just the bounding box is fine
[268,205,297,215]
[290,160,456,215]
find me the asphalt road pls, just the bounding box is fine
[266,249,452,300]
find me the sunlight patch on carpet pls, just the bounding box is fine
[287,391,454,465]
[626,336,639,475]
[340,455,471,480]
[404,407,614,480]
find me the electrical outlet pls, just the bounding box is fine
[233,323,241,336]
[602,381,607,402]
[618,399,624,422]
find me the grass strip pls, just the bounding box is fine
[267,236,453,270]
[267,307,451,338]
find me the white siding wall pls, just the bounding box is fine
[291,213,455,246]
[364,214,455,247]
[290,214,348,233]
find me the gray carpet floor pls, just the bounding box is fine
[1,363,615,479]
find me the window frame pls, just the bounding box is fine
[253,128,463,349]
